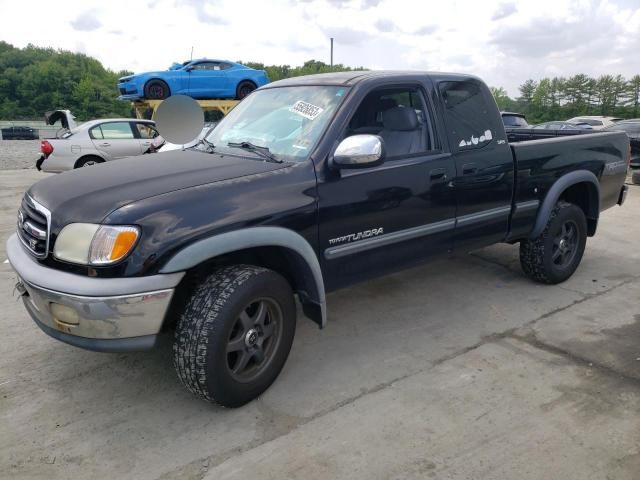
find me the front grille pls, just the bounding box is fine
[119,87,126,95]
[17,194,51,258]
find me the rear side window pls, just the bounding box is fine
[89,126,103,139]
[502,114,529,128]
[99,122,135,139]
[439,80,502,151]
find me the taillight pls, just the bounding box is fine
[41,140,53,156]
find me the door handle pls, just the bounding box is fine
[100,142,111,147]
[462,163,477,175]
[429,168,447,181]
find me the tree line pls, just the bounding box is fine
[0,42,366,121]
[490,74,640,124]
[2,41,639,126]
[0,41,132,121]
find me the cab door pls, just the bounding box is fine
[317,84,457,291]
[437,79,515,251]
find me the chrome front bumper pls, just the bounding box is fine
[6,234,184,352]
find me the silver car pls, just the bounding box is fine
[37,118,159,172]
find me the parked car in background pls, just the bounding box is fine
[37,119,159,172]
[1,125,39,140]
[566,116,623,129]
[118,59,269,101]
[603,119,640,183]
[532,121,592,130]
[501,112,529,128]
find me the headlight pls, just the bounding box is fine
[54,223,140,265]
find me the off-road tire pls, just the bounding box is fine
[144,79,170,100]
[75,155,104,168]
[632,170,640,185]
[173,265,296,407]
[519,201,587,284]
[236,81,256,99]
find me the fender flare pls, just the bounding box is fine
[529,170,600,239]
[159,227,327,327]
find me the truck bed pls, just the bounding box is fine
[509,131,629,239]
[506,127,593,143]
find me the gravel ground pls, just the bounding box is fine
[0,140,40,170]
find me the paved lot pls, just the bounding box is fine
[0,140,40,170]
[1,168,639,479]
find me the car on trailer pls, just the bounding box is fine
[117,59,269,101]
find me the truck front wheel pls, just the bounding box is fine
[173,265,296,407]
[519,201,587,284]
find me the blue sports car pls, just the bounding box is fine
[117,59,269,101]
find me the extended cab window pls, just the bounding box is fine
[439,80,502,151]
[347,87,434,158]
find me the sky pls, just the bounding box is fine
[1,0,639,96]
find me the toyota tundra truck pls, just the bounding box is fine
[7,71,629,407]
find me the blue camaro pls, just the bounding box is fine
[117,59,269,101]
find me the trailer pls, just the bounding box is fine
[132,99,239,120]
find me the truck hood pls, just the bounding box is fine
[28,150,289,228]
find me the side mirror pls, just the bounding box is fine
[332,134,384,169]
[185,65,194,72]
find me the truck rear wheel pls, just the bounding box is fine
[173,265,296,407]
[519,201,587,284]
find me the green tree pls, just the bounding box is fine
[628,75,640,117]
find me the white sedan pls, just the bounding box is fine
[37,118,159,172]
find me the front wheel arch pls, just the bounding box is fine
[160,227,327,328]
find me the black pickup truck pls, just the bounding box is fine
[7,71,629,407]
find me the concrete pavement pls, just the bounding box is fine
[0,169,638,479]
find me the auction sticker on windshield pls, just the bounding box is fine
[290,101,323,120]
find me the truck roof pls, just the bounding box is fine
[265,70,481,88]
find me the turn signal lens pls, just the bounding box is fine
[89,226,140,265]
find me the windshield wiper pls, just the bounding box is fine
[192,137,216,152]
[227,141,283,163]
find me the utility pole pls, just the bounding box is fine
[330,37,334,70]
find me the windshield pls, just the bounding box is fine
[205,86,347,162]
